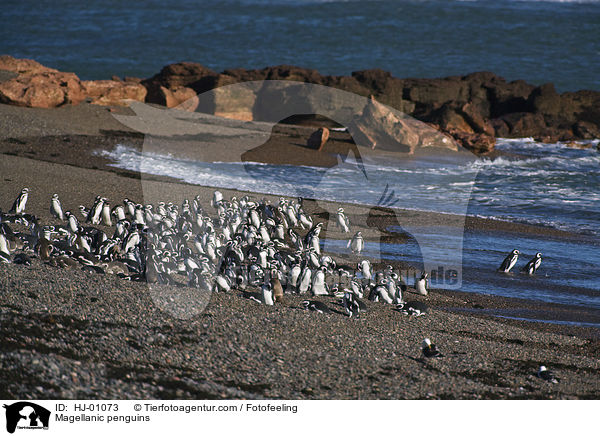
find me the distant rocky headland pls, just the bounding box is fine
[1,55,599,154]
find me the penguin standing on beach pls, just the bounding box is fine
[416,272,428,296]
[522,252,542,275]
[336,207,350,233]
[348,231,364,255]
[50,194,64,220]
[498,249,520,273]
[9,188,29,214]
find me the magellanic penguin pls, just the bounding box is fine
[311,266,328,296]
[301,300,331,314]
[0,233,11,263]
[347,231,364,255]
[9,188,29,214]
[422,338,443,358]
[261,283,274,306]
[416,272,428,296]
[537,365,558,384]
[336,207,350,233]
[343,291,361,318]
[522,252,542,275]
[50,194,64,220]
[498,249,520,273]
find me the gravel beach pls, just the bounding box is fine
[1,103,599,399]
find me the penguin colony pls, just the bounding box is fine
[1,187,557,379]
[0,188,427,314]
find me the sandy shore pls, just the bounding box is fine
[0,103,599,399]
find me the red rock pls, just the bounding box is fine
[0,55,58,74]
[0,71,86,108]
[82,80,147,106]
[307,127,330,150]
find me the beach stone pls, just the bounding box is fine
[82,80,147,106]
[142,62,217,106]
[306,127,330,150]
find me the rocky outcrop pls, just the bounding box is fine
[0,56,145,108]
[0,55,86,108]
[1,56,599,153]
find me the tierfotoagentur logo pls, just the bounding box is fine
[3,402,50,433]
[112,80,481,319]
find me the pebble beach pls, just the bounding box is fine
[1,102,599,400]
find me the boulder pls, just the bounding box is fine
[142,62,217,105]
[349,96,457,153]
[460,102,495,136]
[0,70,86,108]
[529,83,562,116]
[498,112,547,137]
[82,80,147,106]
[307,127,330,150]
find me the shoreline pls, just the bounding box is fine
[1,102,599,399]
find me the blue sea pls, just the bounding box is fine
[2,0,600,91]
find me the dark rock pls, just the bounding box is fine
[499,112,547,137]
[529,83,562,116]
[573,120,600,140]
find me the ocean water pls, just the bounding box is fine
[2,0,600,91]
[101,138,600,312]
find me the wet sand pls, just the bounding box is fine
[0,103,599,399]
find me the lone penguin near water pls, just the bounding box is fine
[498,249,520,273]
[336,207,350,233]
[522,252,542,275]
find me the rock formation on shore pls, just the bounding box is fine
[1,55,599,154]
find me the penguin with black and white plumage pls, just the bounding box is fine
[396,301,429,316]
[298,265,312,294]
[9,188,29,214]
[50,194,64,221]
[301,300,331,314]
[343,291,361,318]
[261,282,274,306]
[336,207,350,233]
[0,233,11,263]
[522,252,542,275]
[287,264,302,293]
[537,365,558,384]
[87,196,104,225]
[348,231,364,255]
[422,338,443,358]
[415,272,428,296]
[311,266,329,296]
[498,249,520,273]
